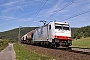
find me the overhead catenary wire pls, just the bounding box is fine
[61,9,90,21]
[32,0,44,21]
[46,0,77,19]
[33,0,48,21]
[27,1,45,27]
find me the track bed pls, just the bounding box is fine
[23,44,90,60]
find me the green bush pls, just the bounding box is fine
[0,39,9,51]
[73,25,90,39]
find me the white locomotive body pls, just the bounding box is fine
[33,21,72,47]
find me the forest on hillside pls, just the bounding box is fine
[72,25,90,39]
[0,27,38,42]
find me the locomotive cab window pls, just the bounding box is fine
[63,26,70,30]
[55,23,70,30]
[55,23,62,30]
[55,26,62,30]
[63,25,70,30]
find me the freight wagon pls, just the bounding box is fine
[21,30,34,44]
[21,34,27,43]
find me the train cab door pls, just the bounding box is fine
[48,24,52,42]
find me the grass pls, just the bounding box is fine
[72,37,90,48]
[14,43,54,60]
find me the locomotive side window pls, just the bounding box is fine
[49,25,51,29]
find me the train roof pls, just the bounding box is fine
[55,22,69,24]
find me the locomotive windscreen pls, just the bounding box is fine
[63,26,70,30]
[55,23,70,30]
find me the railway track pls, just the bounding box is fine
[25,44,90,55]
[56,47,90,55]
[72,47,90,53]
[24,44,90,60]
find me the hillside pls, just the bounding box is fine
[0,27,38,42]
[0,27,79,42]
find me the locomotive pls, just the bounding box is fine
[21,21,72,48]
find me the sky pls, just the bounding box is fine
[0,0,90,32]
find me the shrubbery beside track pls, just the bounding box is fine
[0,39,9,51]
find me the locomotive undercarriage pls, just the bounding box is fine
[33,39,72,48]
[48,39,72,48]
[21,38,72,48]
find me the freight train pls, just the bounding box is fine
[21,21,72,48]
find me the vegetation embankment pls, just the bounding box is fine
[72,37,90,48]
[72,25,90,48]
[72,25,90,39]
[14,43,54,60]
[0,39,9,51]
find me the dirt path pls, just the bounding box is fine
[0,43,16,60]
